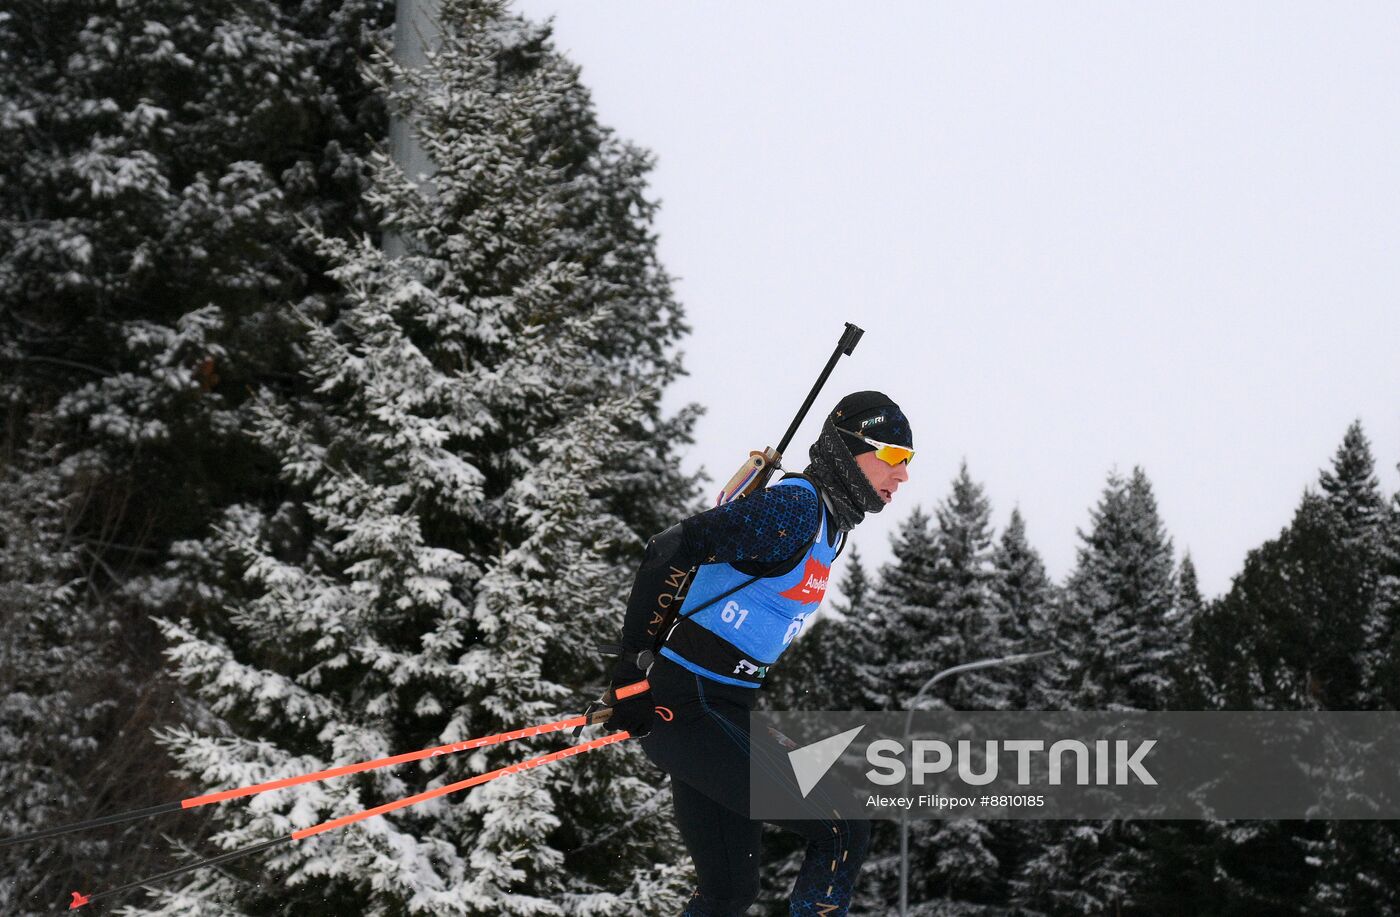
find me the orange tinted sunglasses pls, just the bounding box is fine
[838,427,914,466]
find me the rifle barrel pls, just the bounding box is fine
[775,322,864,458]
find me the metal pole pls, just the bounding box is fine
[387,0,442,258]
[898,650,1054,917]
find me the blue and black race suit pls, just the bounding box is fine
[614,476,869,916]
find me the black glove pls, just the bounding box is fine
[605,655,656,738]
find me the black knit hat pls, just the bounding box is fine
[830,391,912,451]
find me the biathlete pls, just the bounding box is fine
[605,391,914,916]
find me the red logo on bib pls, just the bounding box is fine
[779,556,831,605]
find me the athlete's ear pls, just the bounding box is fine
[639,523,685,572]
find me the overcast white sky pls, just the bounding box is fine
[513,0,1400,600]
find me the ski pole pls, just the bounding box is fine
[2,682,648,849]
[67,729,633,910]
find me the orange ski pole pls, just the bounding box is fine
[68,729,635,910]
[3,682,648,850]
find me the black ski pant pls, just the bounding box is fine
[639,657,870,916]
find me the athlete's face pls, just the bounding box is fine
[855,450,910,505]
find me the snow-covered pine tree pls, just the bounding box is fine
[146,3,695,914]
[0,0,392,909]
[982,507,1056,910]
[1315,420,1388,709]
[869,507,940,710]
[1037,468,1178,713]
[1208,426,1384,714]
[1301,423,1399,916]
[1013,467,1177,916]
[1173,555,1205,631]
[928,462,1004,712]
[910,465,1009,912]
[1167,553,1206,706]
[1319,421,1389,540]
[991,507,1054,711]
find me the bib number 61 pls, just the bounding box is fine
[721,600,749,629]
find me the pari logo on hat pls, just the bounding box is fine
[832,390,912,451]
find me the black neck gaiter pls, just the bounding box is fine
[802,417,886,532]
